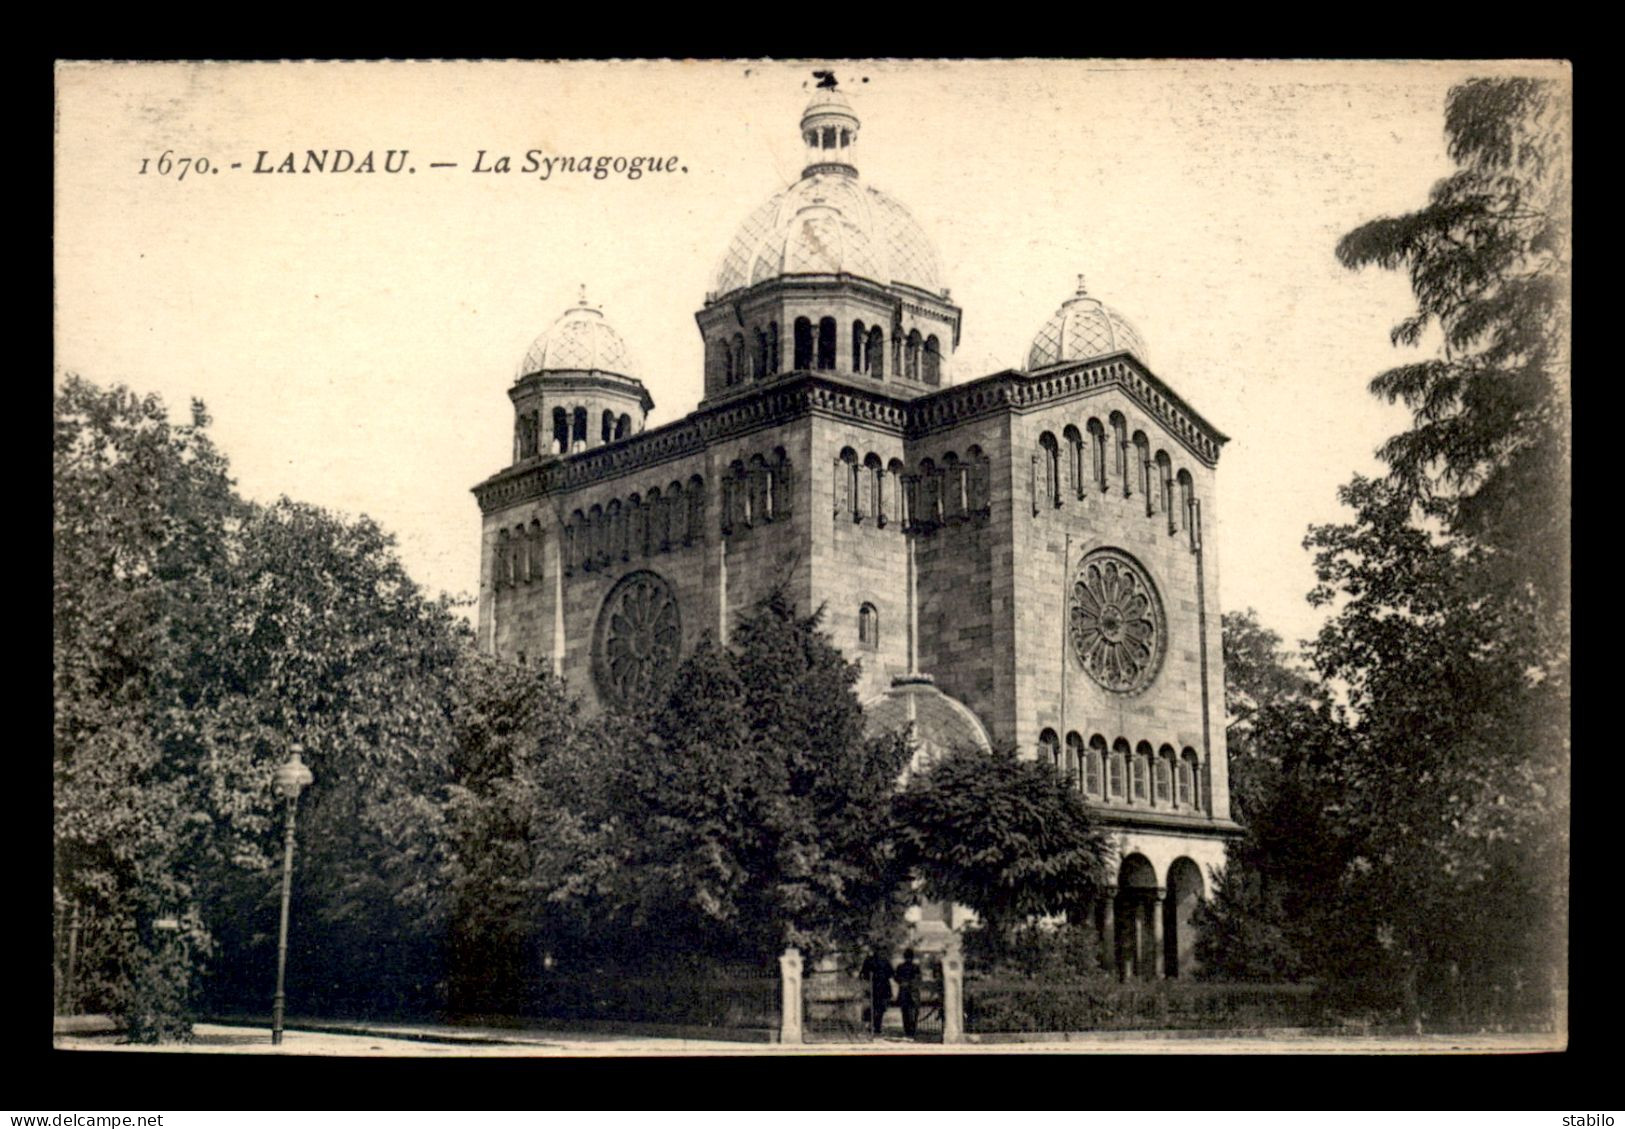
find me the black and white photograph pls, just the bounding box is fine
[51,59,1571,1066]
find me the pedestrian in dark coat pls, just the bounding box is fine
[894,948,922,1038]
[858,950,894,1036]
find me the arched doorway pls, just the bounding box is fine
[1164,857,1205,979]
[1114,853,1161,981]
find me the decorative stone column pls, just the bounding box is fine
[942,934,965,1044]
[778,945,803,1045]
[1101,886,1118,979]
[1152,888,1167,980]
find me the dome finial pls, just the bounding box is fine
[1076,273,1088,297]
[577,283,589,307]
[801,72,861,178]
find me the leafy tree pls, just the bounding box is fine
[439,654,615,1011]
[1284,74,1572,1027]
[54,375,243,1037]
[1195,610,1353,982]
[601,591,912,963]
[55,376,475,1033]
[892,746,1110,949]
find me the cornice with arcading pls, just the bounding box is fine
[908,356,1228,467]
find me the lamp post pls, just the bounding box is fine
[271,745,314,1047]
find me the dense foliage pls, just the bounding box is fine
[54,376,472,1035]
[596,591,913,964]
[893,746,1110,945]
[1200,76,1569,1030]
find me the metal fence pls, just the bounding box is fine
[530,964,780,1032]
[964,977,1323,1033]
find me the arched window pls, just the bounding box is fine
[852,321,866,373]
[1157,451,1174,532]
[1109,738,1130,798]
[552,407,569,454]
[565,511,583,574]
[749,455,770,526]
[528,519,542,581]
[919,458,941,528]
[598,411,612,445]
[1156,744,1175,806]
[647,488,665,552]
[734,333,748,384]
[863,453,883,522]
[905,330,922,381]
[498,528,511,586]
[1176,748,1194,807]
[838,448,860,519]
[794,317,814,370]
[1066,732,1085,790]
[1183,748,1202,811]
[966,446,990,513]
[587,504,605,568]
[667,481,686,546]
[1110,412,1128,495]
[942,452,966,520]
[618,413,633,441]
[866,325,885,378]
[722,338,734,384]
[755,328,768,377]
[572,406,588,451]
[1133,741,1152,802]
[1039,728,1061,772]
[767,322,780,373]
[1039,432,1061,509]
[770,448,793,519]
[922,335,941,385]
[885,458,905,526]
[1134,432,1153,516]
[605,499,625,561]
[628,496,646,558]
[817,317,837,370]
[687,475,705,544]
[858,602,879,649]
[1087,735,1106,797]
[1178,470,1195,550]
[1087,418,1108,491]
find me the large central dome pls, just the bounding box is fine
[711,86,944,300]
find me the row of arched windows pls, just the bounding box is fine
[518,405,635,458]
[1034,414,1201,549]
[1038,730,1206,813]
[833,446,990,530]
[714,318,942,386]
[565,476,707,574]
[497,520,543,587]
[720,448,795,535]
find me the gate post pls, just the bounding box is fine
[942,933,964,1044]
[779,945,804,1044]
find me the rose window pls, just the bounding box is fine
[593,570,682,711]
[1069,549,1164,693]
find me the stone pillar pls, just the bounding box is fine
[1128,901,1143,981]
[778,946,803,1045]
[1152,888,1167,980]
[941,934,965,1044]
[1101,887,1118,980]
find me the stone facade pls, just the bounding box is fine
[471,81,1240,979]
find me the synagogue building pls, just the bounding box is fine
[473,81,1241,978]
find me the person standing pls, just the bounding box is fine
[859,950,894,1036]
[894,947,922,1039]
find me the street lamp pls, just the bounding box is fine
[271,745,314,1047]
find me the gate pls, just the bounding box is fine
[802,956,944,1043]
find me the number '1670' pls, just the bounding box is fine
[139,152,214,180]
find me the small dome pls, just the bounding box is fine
[518,289,634,378]
[1027,277,1149,369]
[714,174,943,298]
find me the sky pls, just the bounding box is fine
[53,59,1567,654]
